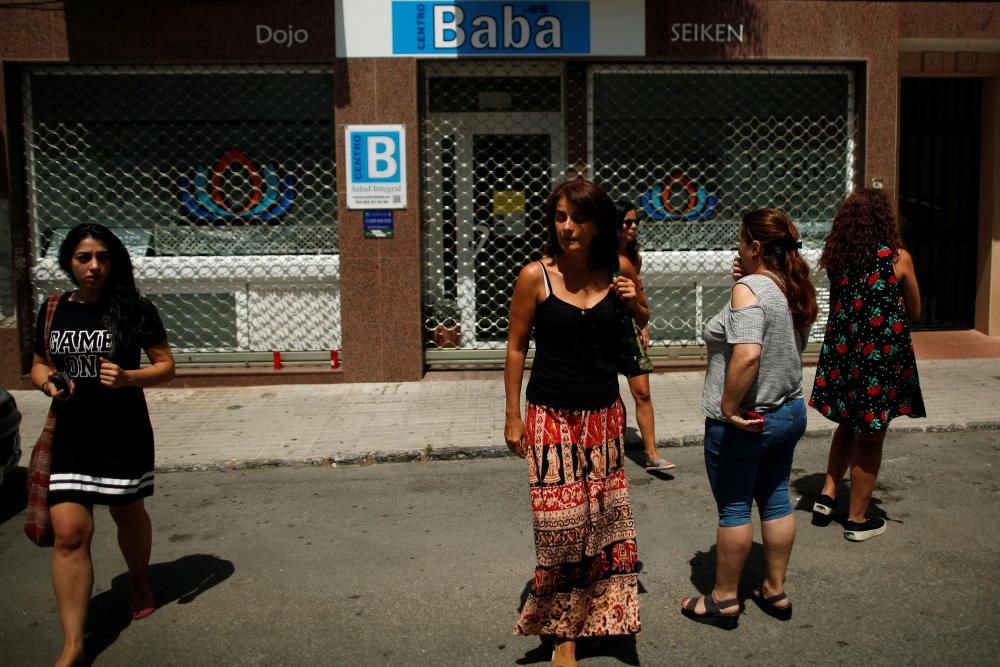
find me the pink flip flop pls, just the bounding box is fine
[131,589,156,620]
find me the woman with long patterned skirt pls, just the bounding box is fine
[504,179,648,667]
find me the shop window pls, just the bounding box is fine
[25,66,341,359]
[591,66,855,251]
[27,67,336,257]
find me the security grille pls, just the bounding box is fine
[422,62,855,358]
[0,204,12,327]
[24,65,340,363]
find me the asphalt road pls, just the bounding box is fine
[1,430,998,666]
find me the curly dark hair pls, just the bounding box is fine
[58,223,148,356]
[542,180,620,273]
[820,188,904,278]
[741,208,818,332]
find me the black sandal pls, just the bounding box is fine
[681,593,740,630]
[751,585,792,621]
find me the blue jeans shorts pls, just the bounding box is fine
[704,398,807,527]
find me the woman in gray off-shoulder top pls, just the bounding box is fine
[680,209,818,629]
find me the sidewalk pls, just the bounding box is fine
[10,358,1000,471]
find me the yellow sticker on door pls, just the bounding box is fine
[493,190,526,216]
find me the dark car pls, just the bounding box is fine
[0,389,22,486]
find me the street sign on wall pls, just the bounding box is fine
[345,125,407,210]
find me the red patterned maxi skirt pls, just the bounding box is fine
[513,398,641,639]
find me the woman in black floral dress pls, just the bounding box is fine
[809,189,925,542]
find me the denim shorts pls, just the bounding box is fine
[703,398,807,527]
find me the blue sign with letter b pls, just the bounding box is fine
[351,131,403,183]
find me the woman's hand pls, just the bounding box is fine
[504,415,527,458]
[641,326,650,350]
[725,412,765,432]
[99,358,130,388]
[44,370,74,401]
[612,275,640,305]
[732,256,745,282]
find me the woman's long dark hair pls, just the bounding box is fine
[616,198,640,267]
[58,223,145,355]
[542,180,620,272]
[820,188,904,277]
[741,208,818,332]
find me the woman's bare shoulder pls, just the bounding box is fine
[618,254,638,276]
[516,259,547,286]
[893,248,915,271]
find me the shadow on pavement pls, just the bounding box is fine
[517,635,640,666]
[0,466,28,525]
[687,543,767,599]
[84,553,235,661]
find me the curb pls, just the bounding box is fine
[152,421,1000,474]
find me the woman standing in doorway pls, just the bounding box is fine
[31,223,175,666]
[617,200,675,471]
[505,180,648,667]
[810,188,925,541]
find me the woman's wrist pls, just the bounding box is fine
[40,381,51,395]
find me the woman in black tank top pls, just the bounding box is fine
[504,180,649,666]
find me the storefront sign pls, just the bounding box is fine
[392,2,589,55]
[345,125,407,210]
[670,23,744,44]
[256,25,310,48]
[364,210,395,238]
[337,0,644,57]
[645,1,760,57]
[57,1,334,63]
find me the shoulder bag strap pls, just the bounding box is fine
[43,294,60,370]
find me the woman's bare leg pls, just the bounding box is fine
[50,502,95,667]
[848,431,888,523]
[109,499,153,612]
[759,514,795,606]
[628,374,670,465]
[552,638,576,665]
[820,423,855,499]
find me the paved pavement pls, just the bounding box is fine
[9,358,1000,470]
[1,429,998,666]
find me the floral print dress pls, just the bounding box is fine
[810,246,926,432]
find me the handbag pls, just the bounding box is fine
[611,270,654,377]
[24,294,61,547]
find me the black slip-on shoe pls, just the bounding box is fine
[844,516,887,542]
[812,494,835,526]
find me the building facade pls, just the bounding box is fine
[1,1,997,386]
